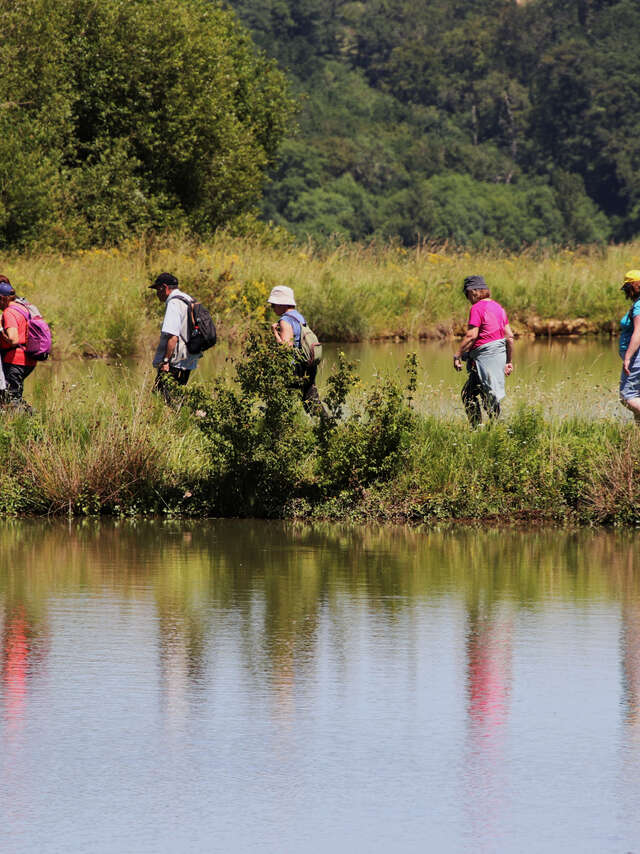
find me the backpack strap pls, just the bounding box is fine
[165,293,195,341]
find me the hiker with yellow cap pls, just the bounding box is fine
[619,270,640,422]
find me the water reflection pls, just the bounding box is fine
[464,599,514,852]
[0,520,640,852]
[619,542,640,753]
[0,572,49,741]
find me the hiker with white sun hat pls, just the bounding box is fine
[268,285,326,416]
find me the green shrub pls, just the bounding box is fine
[184,332,313,516]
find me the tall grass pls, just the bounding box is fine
[0,370,207,515]
[0,235,637,356]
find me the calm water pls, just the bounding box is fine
[27,337,626,420]
[1,520,640,852]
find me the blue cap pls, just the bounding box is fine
[0,281,14,296]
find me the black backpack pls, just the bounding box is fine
[170,294,217,353]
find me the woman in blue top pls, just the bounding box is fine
[268,285,325,415]
[619,270,640,423]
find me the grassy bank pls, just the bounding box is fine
[0,335,638,526]
[0,235,638,357]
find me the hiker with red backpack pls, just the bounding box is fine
[0,278,51,411]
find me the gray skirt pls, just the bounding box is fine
[466,338,507,402]
[620,351,640,400]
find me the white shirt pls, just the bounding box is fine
[152,288,202,370]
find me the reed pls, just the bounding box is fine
[0,370,206,515]
[1,235,637,356]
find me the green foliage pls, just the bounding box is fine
[232,0,640,246]
[0,0,294,247]
[182,332,418,514]
[184,332,313,516]
[314,367,417,496]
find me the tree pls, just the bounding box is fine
[0,0,294,246]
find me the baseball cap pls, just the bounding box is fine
[268,285,296,306]
[150,272,178,289]
[463,275,488,292]
[0,281,15,296]
[622,270,640,288]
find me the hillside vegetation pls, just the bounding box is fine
[1,0,638,250]
[230,0,640,247]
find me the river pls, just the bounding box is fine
[1,520,639,852]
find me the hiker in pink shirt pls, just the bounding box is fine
[453,275,514,427]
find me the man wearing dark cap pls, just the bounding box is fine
[453,275,514,426]
[0,277,38,411]
[149,272,201,401]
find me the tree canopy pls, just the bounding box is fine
[0,0,294,247]
[230,0,640,247]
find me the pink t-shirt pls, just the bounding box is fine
[468,299,508,349]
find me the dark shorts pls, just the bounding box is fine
[293,362,328,417]
[153,366,191,403]
[2,362,35,405]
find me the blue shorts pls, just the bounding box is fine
[620,351,640,400]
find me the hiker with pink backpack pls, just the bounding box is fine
[0,278,51,411]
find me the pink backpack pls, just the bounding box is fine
[11,302,52,361]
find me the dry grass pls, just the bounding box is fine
[585,432,640,525]
[14,374,177,513]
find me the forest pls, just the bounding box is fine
[1,0,639,249]
[230,0,640,247]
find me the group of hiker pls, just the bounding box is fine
[3,267,640,426]
[149,272,326,414]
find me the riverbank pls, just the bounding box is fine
[0,336,637,526]
[0,235,635,356]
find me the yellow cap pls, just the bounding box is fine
[623,270,640,285]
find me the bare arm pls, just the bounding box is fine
[159,334,179,372]
[453,326,479,371]
[271,318,294,347]
[504,323,514,376]
[0,326,19,347]
[623,315,640,375]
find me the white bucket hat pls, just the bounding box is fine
[268,285,296,306]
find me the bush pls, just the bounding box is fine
[184,332,313,516]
